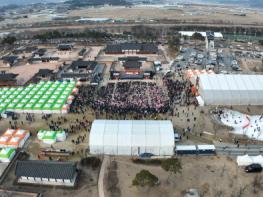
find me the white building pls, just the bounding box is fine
[198,74,263,105]
[179,31,223,39]
[89,120,175,156]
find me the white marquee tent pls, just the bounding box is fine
[236,155,253,166]
[179,31,223,38]
[198,74,263,105]
[89,120,175,156]
[237,155,263,166]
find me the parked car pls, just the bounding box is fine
[174,132,181,142]
[245,164,262,173]
[139,152,155,158]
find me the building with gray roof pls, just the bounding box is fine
[15,160,78,187]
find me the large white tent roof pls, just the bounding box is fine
[199,74,263,91]
[237,155,263,166]
[179,31,223,38]
[89,120,174,156]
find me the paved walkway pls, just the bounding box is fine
[98,156,109,197]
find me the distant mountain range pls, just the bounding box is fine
[0,0,262,8]
[201,0,263,8]
[66,0,131,7]
[0,0,64,6]
[0,0,130,7]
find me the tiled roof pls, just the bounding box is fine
[0,73,18,81]
[70,61,97,70]
[15,160,77,180]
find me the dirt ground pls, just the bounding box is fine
[0,111,96,158]
[0,158,99,197]
[0,112,99,197]
[109,156,263,197]
[68,5,263,25]
[1,4,263,28]
[7,63,59,85]
[84,46,103,61]
[239,58,263,73]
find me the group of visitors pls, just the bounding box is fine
[91,81,170,114]
[165,78,197,106]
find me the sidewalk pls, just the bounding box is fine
[98,155,109,197]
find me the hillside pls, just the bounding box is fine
[66,0,132,7]
[202,0,263,8]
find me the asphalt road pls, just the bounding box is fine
[215,143,263,156]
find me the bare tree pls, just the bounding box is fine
[199,183,210,197]
[214,189,224,197]
[252,174,263,194]
[236,185,249,197]
[220,164,226,177]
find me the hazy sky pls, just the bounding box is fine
[0,0,261,7]
[0,0,64,6]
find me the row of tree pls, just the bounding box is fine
[33,30,112,41]
[1,36,17,45]
[66,0,131,8]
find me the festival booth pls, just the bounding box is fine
[0,148,16,162]
[0,129,30,148]
[41,131,57,145]
[0,136,10,147]
[52,103,64,114]
[185,69,215,85]
[33,103,43,114]
[0,80,77,115]
[76,80,82,86]
[62,105,69,114]
[67,95,74,104]
[185,69,215,102]
[56,130,67,142]
[37,130,67,145]
[42,103,53,114]
[37,130,46,140]
[3,128,16,137]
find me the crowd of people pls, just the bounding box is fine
[69,79,195,115]
[164,78,196,106]
[70,85,96,114]
[91,81,170,114]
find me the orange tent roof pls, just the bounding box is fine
[14,129,29,138]
[7,136,22,147]
[3,129,16,137]
[0,136,10,145]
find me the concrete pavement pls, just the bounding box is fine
[215,142,263,156]
[98,155,109,197]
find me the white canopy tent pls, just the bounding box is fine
[237,155,253,166]
[198,74,263,105]
[237,155,263,166]
[179,31,223,38]
[89,120,175,156]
